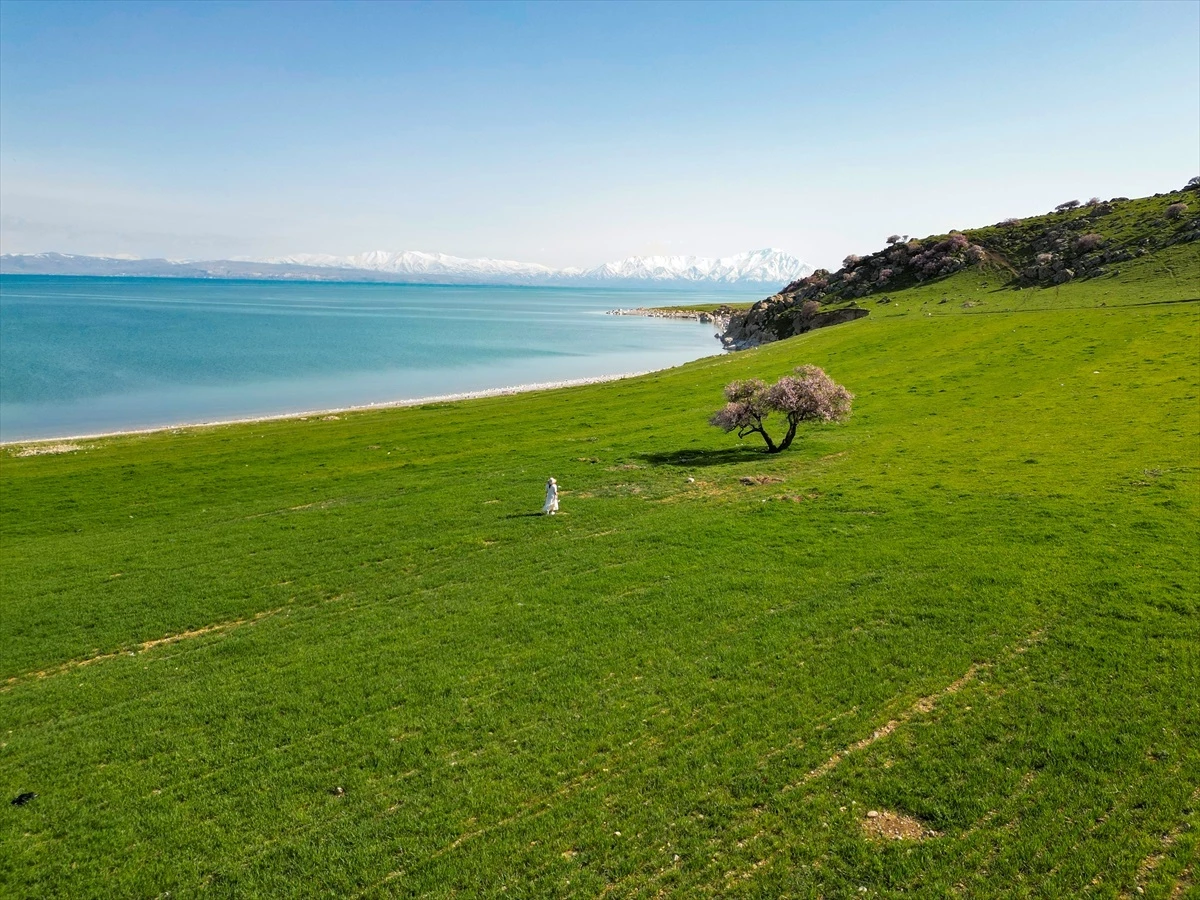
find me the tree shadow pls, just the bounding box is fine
[635,447,765,468]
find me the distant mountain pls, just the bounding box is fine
[1,248,812,288]
[263,250,561,282]
[265,247,811,286]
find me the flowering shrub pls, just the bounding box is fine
[800,299,821,317]
[1075,233,1106,252]
[1166,202,1188,220]
[935,233,969,253]
[711,367,853,453]
[1000,218,1020,226]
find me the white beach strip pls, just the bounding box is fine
[0,371,656,446]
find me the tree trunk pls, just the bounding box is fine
[739,420,778,453]
[775,414,800,452]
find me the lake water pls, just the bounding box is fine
[0,276,754,441]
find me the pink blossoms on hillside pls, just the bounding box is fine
[710,365,854,453]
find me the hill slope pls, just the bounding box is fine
[724,183,1199,347]
[1,198,1197,897]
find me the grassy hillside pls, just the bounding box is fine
[1,212,1197,896]
[721,185,1198,345]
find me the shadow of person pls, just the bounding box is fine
[502,512,546,519]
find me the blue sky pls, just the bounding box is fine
[1,0,1197,268]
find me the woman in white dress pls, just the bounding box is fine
[542,477,559,515]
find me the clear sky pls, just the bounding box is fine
[1,0,1197,269]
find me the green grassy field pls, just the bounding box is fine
[2,239,1198,897]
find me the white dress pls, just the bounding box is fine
[542,480,559,515]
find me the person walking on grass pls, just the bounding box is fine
[542,477,559,515]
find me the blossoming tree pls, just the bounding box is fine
[709,365,853,453]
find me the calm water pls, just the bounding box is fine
[0,276,747,440]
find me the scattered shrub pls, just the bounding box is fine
[1055,200,1081,212]
[885,234,901,244]
[1085,197,1101,206]
[1186,176,1200,189]
[1165,202,1188,220]
[1075,233,1106,252]
[843,254,862,268]
[800,299,821,317]
[1000,217,1020,227]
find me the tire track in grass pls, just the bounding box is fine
[355,678,766,896]
[653,630,1050,895]
[1,606,286,690]
[1121,784,1200,899]
[782,629,1043,795]
[348,769,604,898]
[1037,763,1167,888]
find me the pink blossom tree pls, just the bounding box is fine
[710,366,853,454]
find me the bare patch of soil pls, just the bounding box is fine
[862,809,938,842]
[739,475,784,485]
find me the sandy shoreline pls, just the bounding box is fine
[0,370,654,447]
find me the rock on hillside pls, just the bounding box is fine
[722,182,1199,349]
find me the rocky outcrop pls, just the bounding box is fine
[720,297,868,350]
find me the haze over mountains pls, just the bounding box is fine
[0,248,812,289]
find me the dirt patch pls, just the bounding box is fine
[739,475,784,486]
[862,809,938,842]
[11,443,84,457]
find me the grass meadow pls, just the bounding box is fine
[1,248,1198,897]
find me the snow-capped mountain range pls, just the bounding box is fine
[1,248,811,288]
[260,248,810,285]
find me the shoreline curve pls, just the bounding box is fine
[0,370,659,447]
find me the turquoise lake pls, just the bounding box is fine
[0,276,755,441]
